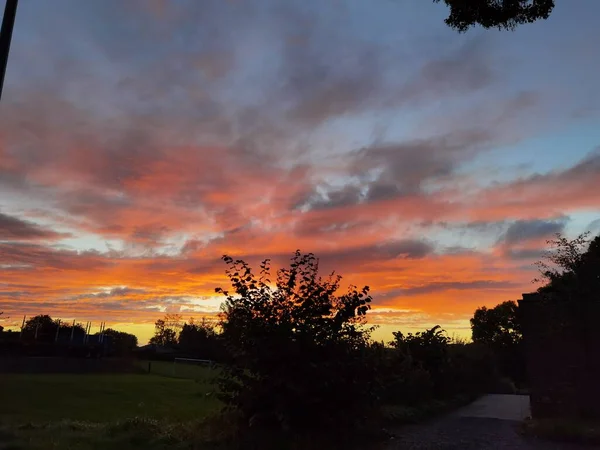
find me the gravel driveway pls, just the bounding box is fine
[385,395,589,450]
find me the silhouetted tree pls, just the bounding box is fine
[216,251,377,431]
[471,301,525,384]
[392,326,449,371]
[178,317,224,360]
[392,325,450,397]
[534,232,600,397]
[434,0,555,32]
[22,315,86,343]
[101,328,138,356]
[471,300,522,348]
[535,232,600,300]
[23,314,54,335]
[149,314,181,347]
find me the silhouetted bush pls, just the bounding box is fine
[216,251,378,432]
[101,329,138,357]
[446,341,497,395]
[470,300,526,385]
[392,325,450,397]
[178,318,228,362]
[20,315,86,344]
[379,326,497,406]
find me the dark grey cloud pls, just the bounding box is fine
[226,240,435,279]
[0,295,204,318]
[0,1,537,249]
[280,31,497,127]
[0,212,67,241]
[463,221,508,232]
[355,130,490,192]
[502,147,600,191]
[393,38,494,106]
[294,217,372,238]
[58,189,132,217]
[500,218,568,245]
[315,239,435,265]
[298,128,494,211]
[365,182,404,203]
[70,287,148,301]
[0,242,112,271]
[131,224,170,243]
[283,46,384,126]
[568,146,600,176]
[296,88,542,213]
[374,240,434,259]
[503,248,547,261]
[294,184,365,212]
[385,280,518,297]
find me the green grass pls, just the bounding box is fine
[0,418,229,450]
[140,360,219,381]
[0,372,221,424]
[0,370,224,449]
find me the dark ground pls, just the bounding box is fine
[388,417,591,449]
[386,395,592,450]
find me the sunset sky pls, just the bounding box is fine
[1,0,599,343]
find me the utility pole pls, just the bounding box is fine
[0,0,18,102]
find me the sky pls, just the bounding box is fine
[1,0,599,344]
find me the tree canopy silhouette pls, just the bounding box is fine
[216,251,377,431]
[471,300,522,348]
[149,314,182,347]
[534,232,600,300]
[21,315,85,343]
[470,300,525,383]
[101,328,138,355]
[434,0,555,32]
[178,318,223,360]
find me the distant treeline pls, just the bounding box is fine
[0,315,138,358]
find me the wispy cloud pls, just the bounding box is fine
[1,0,599,341]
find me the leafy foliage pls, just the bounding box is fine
[446,341,498,395]
[434,0,555,32]
[390,326,450,399]
[392,326,450,376]
[149,314,182,347]
[21,315,85,343]
[178,318,225,361]
[380,326,495,406]
[101,328,138,356]
[471,300,522,348]
[471,300,525,385]
[216,251,377,431]
[535,232,600,301]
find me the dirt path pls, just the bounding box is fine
[386,395,586,449]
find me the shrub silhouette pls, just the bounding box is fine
[178,318,226,362]
[471,300,525,385]
[216,251,377,431]
[390,326,450,400]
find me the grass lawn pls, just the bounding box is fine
[140,359,218,381]
[0,372,221,423]
[0,370,223,449]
